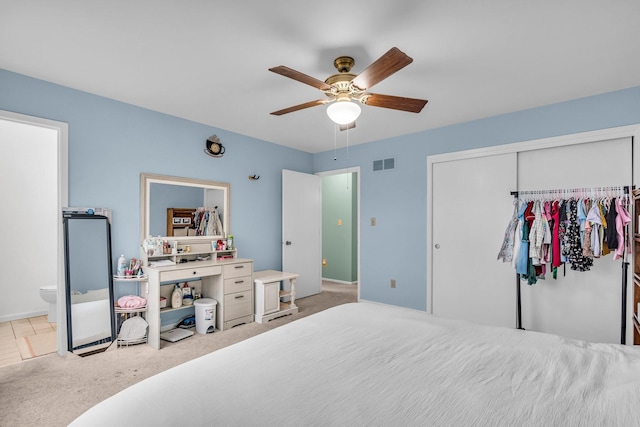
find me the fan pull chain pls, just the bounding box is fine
[346,125,350,190]
[334,123,337,161]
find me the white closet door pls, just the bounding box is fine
[431,152,517,327]
[518,137,632,343]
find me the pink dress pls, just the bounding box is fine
[612,198,631,261]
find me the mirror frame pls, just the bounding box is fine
[140,173,230,243]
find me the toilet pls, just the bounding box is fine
[39,285,57,323]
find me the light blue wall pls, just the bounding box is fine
[314,86,640,310]
[3,68,640,312]
[0,69,313,273]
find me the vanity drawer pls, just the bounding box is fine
[160,265,222,282]
[224,290,252,320]
[223,314,253,330]
[224,276,252,294]
[222,262,252,279]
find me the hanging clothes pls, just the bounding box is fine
[563,199,593,272]
[529,200,545,264]
[515,202,530,275]
[194,207,225,236]
[613,198,631,261]
[577,199,588,247]
[582,199,595,258]
[585,203,602,258]
[497,202,519,263]
[551,200,562,268]
[542,201,553,264]
[600,201,611,256]
[511,213,522,271]
[605,198,619,250]
[559,200,569,264]
[499,186,629,283]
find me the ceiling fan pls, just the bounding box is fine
[269,47,428,129]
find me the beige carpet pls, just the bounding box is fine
[0,282,356,427]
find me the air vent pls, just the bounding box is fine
[373,157,396,172]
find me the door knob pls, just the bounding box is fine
[435,244,440,249]
[285,241,292,246]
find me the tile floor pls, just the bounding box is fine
[0,316,57,368]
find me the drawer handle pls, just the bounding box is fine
[192,271,197,275]
[234,295,244,299]
[235,280,244,284]
[234,265,244,269]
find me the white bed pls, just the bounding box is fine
[71,302,640,426]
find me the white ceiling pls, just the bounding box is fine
[2,1,640,153]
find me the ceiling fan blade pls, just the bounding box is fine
[270,99,328,116]
[363,93,428,113]
[269,66,332,91]
[339,122,356,132]
[351,47,413,90]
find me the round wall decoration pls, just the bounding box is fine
[204,135,225,158]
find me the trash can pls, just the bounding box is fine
[194,298,217,334]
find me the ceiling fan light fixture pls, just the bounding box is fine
[327,100,361,125]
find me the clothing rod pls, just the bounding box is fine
[511,185,629,199]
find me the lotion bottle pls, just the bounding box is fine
[117,255,127,277]
[171,284,183,308]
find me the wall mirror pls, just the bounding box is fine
[140,173,230,243]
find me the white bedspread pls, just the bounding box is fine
[71,302,640,426]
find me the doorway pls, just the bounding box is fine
[318,168,360,301]
[0,110,68,355]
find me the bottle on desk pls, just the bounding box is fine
[171,284,183,308]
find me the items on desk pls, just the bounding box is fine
[178,315,196,329]
[149,259,176,267]
[171,284,183,308]
[182,283,194,306]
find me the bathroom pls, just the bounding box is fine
[0,111,66,365]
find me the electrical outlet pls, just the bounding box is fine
[371,217,376,226]
[390,279,396,288]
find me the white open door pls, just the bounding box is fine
[282,169,322,299]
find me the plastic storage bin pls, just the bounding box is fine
[194,298,217,334]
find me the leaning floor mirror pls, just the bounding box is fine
[63,212,115,354]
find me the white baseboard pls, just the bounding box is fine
[322,278,357,285]
[0,309,48,323]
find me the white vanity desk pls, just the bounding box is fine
[145,257,254,349]
[139,172,252,349]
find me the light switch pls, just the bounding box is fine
[370,217,376,226]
